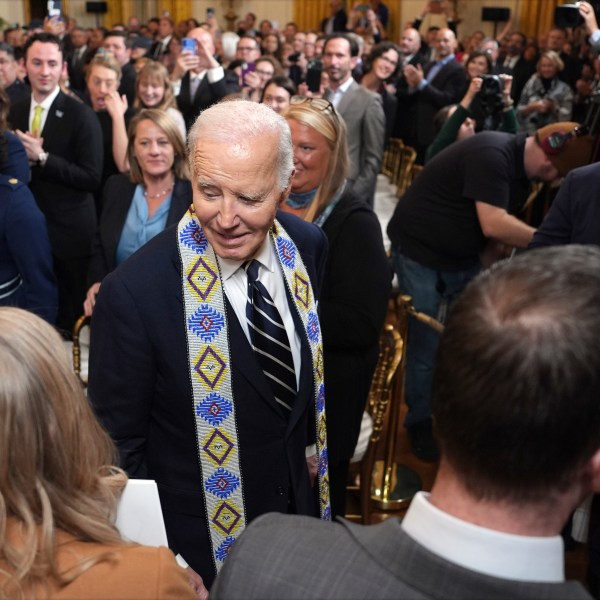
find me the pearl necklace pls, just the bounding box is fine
[144,183,173,200]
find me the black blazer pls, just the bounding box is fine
[177,70,240,130]
[320,191,391,463]
[88,174,192,284]
[397,59,468,152]
[9,90,103,259]
[88,211,328,587]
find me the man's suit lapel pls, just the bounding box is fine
[40,91,68,141]
[336,79,358,115]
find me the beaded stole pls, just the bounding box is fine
[177,209,331,573]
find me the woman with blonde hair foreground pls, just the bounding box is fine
[0,307,195,599]
[281,98,391,518]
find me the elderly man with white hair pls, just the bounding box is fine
[88,100,331,596]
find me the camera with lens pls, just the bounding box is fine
[478,75,504,116]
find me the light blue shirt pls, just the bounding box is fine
[115,184,172,265]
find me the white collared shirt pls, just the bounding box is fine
[28,85,61,135]
[328,75,355,109]
[218,236,301,385]
[402,492,565,583]
[171,65,225,97]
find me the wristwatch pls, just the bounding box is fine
[37,151,49,167]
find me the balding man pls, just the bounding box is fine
[397,27,467,162]
[172,27,240,130]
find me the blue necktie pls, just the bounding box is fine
[245,260,297,413]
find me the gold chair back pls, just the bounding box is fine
[72,315,91,386]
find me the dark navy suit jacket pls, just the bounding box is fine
[88,211,327,587]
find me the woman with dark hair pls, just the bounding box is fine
[281,98,391,518]
[261,32,283,63]
[359,41,401,143]
[260,75,297,113]
[84,109,191,316]
[0,307,195,598]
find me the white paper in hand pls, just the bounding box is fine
[115,479,169,547]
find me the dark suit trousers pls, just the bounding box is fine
[53,254,89,333]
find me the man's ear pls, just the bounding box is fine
[586,447,600,493]
[350,55,359,70]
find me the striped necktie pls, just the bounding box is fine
[32,105,44,138]
[245,260,297,414]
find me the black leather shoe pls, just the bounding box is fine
[408,419,439,462]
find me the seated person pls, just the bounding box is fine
[0,307,195,599]
[211,244,600,600]
[84,109,191,316]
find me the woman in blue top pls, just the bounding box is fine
[84,109,191,316]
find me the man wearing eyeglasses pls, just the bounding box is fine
[386,121,593,462]
[173,27,240,131]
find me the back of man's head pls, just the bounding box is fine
[432,245,600,504]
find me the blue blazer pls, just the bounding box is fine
[88,211,328,587]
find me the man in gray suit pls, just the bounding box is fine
[323,33,385,206]
[211,244,600,600]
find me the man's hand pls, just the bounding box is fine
[187,566,209,600]
[579,1,600,35]
[84,282,101,317]
[306,453,318,487]
[14,130,44,163]
[172,50,200,81]
[403,63,424,89]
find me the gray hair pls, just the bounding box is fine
[187,99,293,191]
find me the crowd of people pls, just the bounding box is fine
[2,0,600,598]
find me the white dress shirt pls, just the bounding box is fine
[218,236,301,385]
[402,491,565,583]
[28,84,61,134]
[328,75,355,109]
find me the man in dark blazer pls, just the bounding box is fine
[321,0,348,33]
[173,27,240,131]
[10,32,102,333]
[211,244,600,600]
[397,27,467,162]
[88,101,329,596]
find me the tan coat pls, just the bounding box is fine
[1,525,196,599]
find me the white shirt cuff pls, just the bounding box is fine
[207,66,225,83]
[175,553,189,568]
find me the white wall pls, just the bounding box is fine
[0,0,26,28]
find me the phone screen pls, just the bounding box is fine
[47,0,61,17]
[241,61,256,80]
[182,37,197,54]
[206,8,215,18]
[306,59,323,93]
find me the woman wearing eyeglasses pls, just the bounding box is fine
[243,56,283,102]
[359,41,401,144]
[281,97,392,518]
